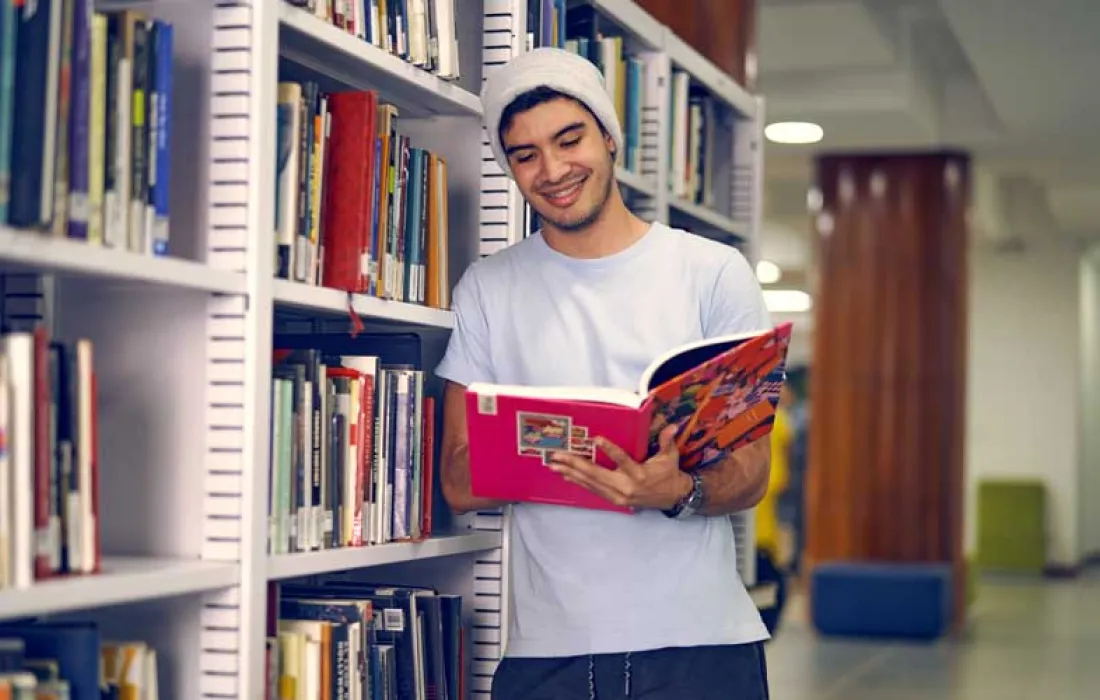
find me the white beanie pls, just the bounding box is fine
[481,47,624,179]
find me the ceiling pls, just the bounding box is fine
[755,0,1100,279]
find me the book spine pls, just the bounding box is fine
[0,0,17,222]
[67,0,92,241]
[128,15,148,253]
[87,13,107,245]
[150,19,172,256]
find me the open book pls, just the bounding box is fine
[464,322,793,512]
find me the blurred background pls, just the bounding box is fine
[635,0,1100,697]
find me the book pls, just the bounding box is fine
[464,322,793,513]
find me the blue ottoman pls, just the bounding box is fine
[811,561,953,640]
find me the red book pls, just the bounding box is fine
[321,90,378,293]
[464,323,793,513]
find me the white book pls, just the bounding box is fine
[4,333,35,588]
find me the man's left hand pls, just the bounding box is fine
[546,424,692,511]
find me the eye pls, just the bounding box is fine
[515,153,534,164]
[560,137,580,148]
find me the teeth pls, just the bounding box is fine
[548,182,581,199]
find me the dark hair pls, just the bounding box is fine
[498,86,609,146]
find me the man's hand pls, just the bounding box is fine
[546,424,692,511]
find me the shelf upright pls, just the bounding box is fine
[464,2,530,694]
[197,0,280,698]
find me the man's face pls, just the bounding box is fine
[501,97,615,233]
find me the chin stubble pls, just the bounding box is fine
[543,172,613,234]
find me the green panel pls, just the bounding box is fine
[976,479,1046,573]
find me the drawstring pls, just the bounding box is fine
[586,652,633,699]
[588,655,596,700]
[624,652,632,697]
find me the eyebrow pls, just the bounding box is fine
[504,121,586,156]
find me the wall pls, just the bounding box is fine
[1078,247,1100,561]
[965,237,1081,566]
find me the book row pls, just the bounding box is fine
[285,0,462,81]
[0,2,174,256]
[0,619,157,699]
[0,328,101,590]
[268,578,463,700]
[270,332,436,555]
[275,81,452,310]
[669,69,721,208]
[527,2,732,210]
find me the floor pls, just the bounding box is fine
[764,568,1100,699]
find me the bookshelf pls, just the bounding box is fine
[0,1,764,698]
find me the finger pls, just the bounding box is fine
[592,437,642,474]
[548,452,619,487]
[548,457,627,504]
[658,423,680,455]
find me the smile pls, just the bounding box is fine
[542,177,586,208]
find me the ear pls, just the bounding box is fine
[604,131,616,159]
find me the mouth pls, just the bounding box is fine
[541,177,587,209]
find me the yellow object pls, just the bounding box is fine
[756,406,791,557]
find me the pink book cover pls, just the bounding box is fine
[464,392,649,513]
[464,323,793,514]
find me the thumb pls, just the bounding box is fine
[658,423,680,456]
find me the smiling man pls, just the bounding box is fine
[435,47,774,699]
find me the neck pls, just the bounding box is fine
[540,186,650,259]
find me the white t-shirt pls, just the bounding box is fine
[435,222,771,657]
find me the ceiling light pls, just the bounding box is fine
[755,260,782,284]
[765,121,824,145]
[764,289,813,313]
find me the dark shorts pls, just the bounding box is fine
[491,642,770,700]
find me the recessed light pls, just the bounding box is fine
[755,260,782,284]
[765,121,824,145]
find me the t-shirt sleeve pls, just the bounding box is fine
[435,268,495,387]
[703,248,771,338]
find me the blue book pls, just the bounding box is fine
[9,0,60,228]
[150,19,173,256]
[0,0,17,222]
[67,0,93,240]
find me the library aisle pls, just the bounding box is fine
[767,571,1100,699]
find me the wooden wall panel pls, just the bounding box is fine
[805,152,970,623]
[635,0,757,88]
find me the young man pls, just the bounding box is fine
[435,47,774,699]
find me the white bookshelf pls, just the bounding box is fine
[0,1,764,698]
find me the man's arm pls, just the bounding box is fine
[440,380,509,516]
[696,438,771,516]
[694,248,774,516]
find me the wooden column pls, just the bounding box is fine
[635,0,758,88]
[805,151,970,625]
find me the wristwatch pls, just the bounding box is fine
[663,471,705,519]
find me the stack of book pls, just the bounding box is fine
[0,622,158,699]
[0,2,174,256]
[275,82,452,310]
[0,327,100,590]
[268,333,436,555]
[267,578,464,700]
[284,0,462,81]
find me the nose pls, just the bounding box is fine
[540,149,571,184]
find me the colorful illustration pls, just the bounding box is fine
[517,412,571,452]
[643,326,793,471]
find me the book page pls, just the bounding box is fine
[640,324,793,469]
[466,382,643,409]
[637,327,769,395]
